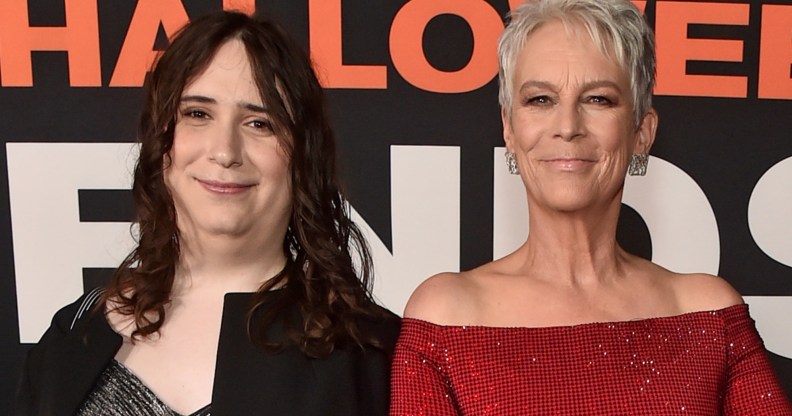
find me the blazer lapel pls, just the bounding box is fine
[43,309,121,416]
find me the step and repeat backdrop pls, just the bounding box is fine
[1,0,791,410]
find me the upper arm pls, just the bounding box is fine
[15,295,86,415]
[390,319,458,415]
[403,272,468,324]
[675,273,744,313]
[721,305,792,414]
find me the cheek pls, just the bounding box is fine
[510,115,543,151]
[171,135,208,177]
[162,149,175,172]
[253,146,291,183]
[161,161,181,206]
[589,118,636,153]
[170,123,205,160]
[266,155,293,210]
[273,159,290,187]
[161,152,175,187]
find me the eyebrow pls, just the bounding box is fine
[180,95,269,114]
[518,80,623,94]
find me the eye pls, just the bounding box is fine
[587,95,615,106]
[182,109,209,119]
[248,119,274,132]
[523,95,552,106]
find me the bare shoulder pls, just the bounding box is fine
[403,271,479,324]
[671,272,744,313]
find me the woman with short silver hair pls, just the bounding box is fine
[390,0,791,414]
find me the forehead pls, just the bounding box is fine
[514,20,627,86]
[182,38,262,104]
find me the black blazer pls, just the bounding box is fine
[16,289,400,415]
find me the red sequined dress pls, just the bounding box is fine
[390,304,791,415]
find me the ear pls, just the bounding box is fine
[501,107,515,151]
[634,108,658,154]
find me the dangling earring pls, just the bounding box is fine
[505,151,519,175]
[628,153,648,176]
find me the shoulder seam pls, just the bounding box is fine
[70,287,105,330]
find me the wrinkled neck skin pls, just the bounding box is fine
[517,186,630,287]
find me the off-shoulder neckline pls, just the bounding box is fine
[401,303,747,331]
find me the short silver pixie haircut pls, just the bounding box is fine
[498,0,656,125]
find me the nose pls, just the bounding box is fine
[552,101,584,141]
[209,123,243,168]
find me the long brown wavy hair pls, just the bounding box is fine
[103,11,387,358]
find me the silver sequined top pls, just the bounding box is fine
[76,360,211,416]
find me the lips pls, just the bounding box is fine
[197,178,255,194]
[542,158,596,171]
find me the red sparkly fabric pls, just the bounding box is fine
[390,304,791,415]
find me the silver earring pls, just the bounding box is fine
[505,151,519,175]
[628,153,648,176]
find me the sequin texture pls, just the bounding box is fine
[76,360,211,416]
[390,304,791,415]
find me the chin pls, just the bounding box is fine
[533,189,600,213]
[177,215,250,239]
[203,220,253,237]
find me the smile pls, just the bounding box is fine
[197,179,255,195]
[542,158,595,171]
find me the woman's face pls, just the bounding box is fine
[164,38,291,243]
[503,20,656,213]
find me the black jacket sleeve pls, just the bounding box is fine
[16,292,87,415]
[15,289,120,416]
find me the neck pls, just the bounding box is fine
[518,196,628,287]
[173,229,287,296]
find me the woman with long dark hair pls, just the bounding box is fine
[17,11,398,416]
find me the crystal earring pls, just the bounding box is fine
[628,153,648,176]
[505,151,519,175]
